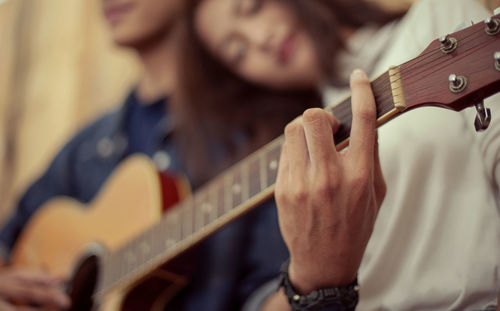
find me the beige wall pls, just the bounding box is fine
[0,0,141,221]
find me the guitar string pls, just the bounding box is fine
[331,30,498,121]
[327,25,495,115]
[348,24,496,115]
[369,25,496,104]
[394,30,496,89]
[368,38,496,119]
[100,25,498,292]
[106,28,497,286]
[389,25,494,79]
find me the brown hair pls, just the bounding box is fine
[281,0,405,83]
[174,0,404,185]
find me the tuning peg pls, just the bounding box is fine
[448,74,467,93]
[474,101,491,132]
[439,35,458,54]
[485,17,500,35]
[495,7,500,15]
[495,52,500,71]
[454,20,473,31]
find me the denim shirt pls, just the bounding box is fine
[0,91,172,254]
[0,90,288,310]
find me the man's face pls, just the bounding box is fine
[101,0,183,47]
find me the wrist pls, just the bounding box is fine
[289,258,357,294]
[279,259,360,311]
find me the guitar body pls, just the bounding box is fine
[10,155,190,310]
[8,14,500,310]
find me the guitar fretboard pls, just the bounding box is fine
[96,70,397,297]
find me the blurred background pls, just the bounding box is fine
[0,0,415,221]
[0,0,142,220]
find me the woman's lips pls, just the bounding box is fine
[103,2,133,25]
[277,30,297,65]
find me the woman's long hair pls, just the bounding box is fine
[174,0,404,186]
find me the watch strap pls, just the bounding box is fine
[279,259,359,311]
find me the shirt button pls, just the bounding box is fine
[153,151,171,171]
[96,137,114,158]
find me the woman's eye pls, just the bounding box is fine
[238,0,262,15]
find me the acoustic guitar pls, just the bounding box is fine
[10,12,500,311]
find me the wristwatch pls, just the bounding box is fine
[279,259,359,311]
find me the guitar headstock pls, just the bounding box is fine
[398,11,500,130]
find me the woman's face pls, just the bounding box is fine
[101,0,183,47]
[195,0,321,90]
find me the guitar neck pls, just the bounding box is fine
[96,11,500,300]
[95,70,401,298]
[328,70,402,149]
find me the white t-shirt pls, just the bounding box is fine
[330,0,500,309]
[245,1,500,310]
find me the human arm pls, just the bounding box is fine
[261,69,385,310]
[0,109,122,256]
[0,137,82,310]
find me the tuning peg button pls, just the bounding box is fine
[485,17,500,35]
[474,101,491,132]
[495,52,500,71]
[449,74,467,93]
[439,35,458,54]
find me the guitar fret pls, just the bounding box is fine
[193,195,201,233]
[216,178,226,218]
[248,155,261,198]
[162,214,174,249]
[265,140,283,187]
[224,172,232,213]
[194,190,207,232]
[209,183,218,224]
[260,151,267,190]
[181,199,194,239]
[167,208,181,245]
[134,234,146,273]
[241,160,249,203]
[231,167,243,207]
[140,231,152,264]
[101,253,114,291]
[119,247,129,286]
[151,222,163,262]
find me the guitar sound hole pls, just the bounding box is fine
[66,252,100,311]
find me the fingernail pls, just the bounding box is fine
[351,69,367,80]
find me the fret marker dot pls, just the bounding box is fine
[269,160,278,170]
[201,202,213,213]
[232,183,242,194]
[165,239,176,248]
[169,213,179,223]
[140,243,151,254]
[126,252,136,263]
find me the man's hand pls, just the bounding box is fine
[0,267,70,310]
[275,69,386,294]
